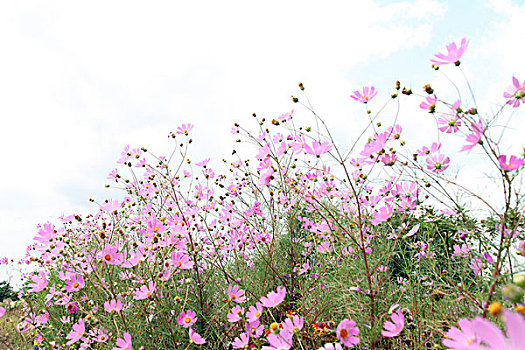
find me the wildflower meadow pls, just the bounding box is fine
[2,37,525,349]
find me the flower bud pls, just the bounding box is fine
[513,274,525,288]
[502,284,525,303]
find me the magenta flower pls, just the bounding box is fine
[336,319,360,348]
[133,281,156,300]
[189,328,206,345]
[66,318,85,346]
[177,310,197,328]
[104,299,123,313]
[350,86,378,103]
[431,37,469,66]
[112,332,132,350]
[426,153,450,173]
[260,286,286,308]
[503,76,525,108]
[228,284,247,303]
[417,142,441,156]
[0,307,5,318]
[420,95,437,113]
[442,318,480,349]
[498,155,524,171]
[381,310,405,337]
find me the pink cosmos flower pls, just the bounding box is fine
[133,281,156,300]
[104,299,123,313]
[246,302,263,323]
[350,86,378,103]
[515,240,525,256]
[176,123,194,135]
[228,284,247,303]
[304,140,333,157]
[189,328,206,345]
[27,271,48,293]
[431,37,469,66]
[444,310,525,349]
[0,307,5,318]
[460,119,484,153]
[66,318,85,346]
[262,329,293,350]
[260,286,286,308]
[177,310,197,328]
[420,95,437,112]
[245,319,265,338]
[417,142,441,156]
[498,155,524,171]
[227,305,244,323]
[231,332,250,349]
[260,168,275,186]
[100,199,122,212]
[336,319,360,348]
[442,318,480,349]
[318,344,344,350]
[452,244,471,259]
[172,251,194,270]
[100,244,125,266]
[503,76,525,108]
[112,332,132,350]
[63,273,85,293]
[282,315,304,333]
[438,114,462,133]
[381,310,405,337]
[426,153,450,173]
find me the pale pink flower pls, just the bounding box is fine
[262,330,293,350]
[231,332,250,349]
[112,332,132,350]
[304,140,333,157]
[381,310,405,337]
[228,284,247,303]
[260,287,286,308]
[282,315,304,333]
[318,344,344,350]
[336,319,360,348]
[27,271,48,293]
[0,307,5,318]
[442,318,480,349]
[246,302,263,323]
[176,123,194,135]
[426,153,450,173]
[350,86,378,103]
[503,76,525,108]
[460,119,484,153]
[260,168,275,186]
[431,37,469,66]
[172,251,194,270]
[227,305,244,323]
[133,281,156,300]
[66,318,85,346]
[104,299,123,313]
[189,328,206,345]
[420,95,437,112]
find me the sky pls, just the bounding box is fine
[1,0,525,282]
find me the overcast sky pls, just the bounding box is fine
[2,0,525,281]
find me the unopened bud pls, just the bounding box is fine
[502,284,525,303]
